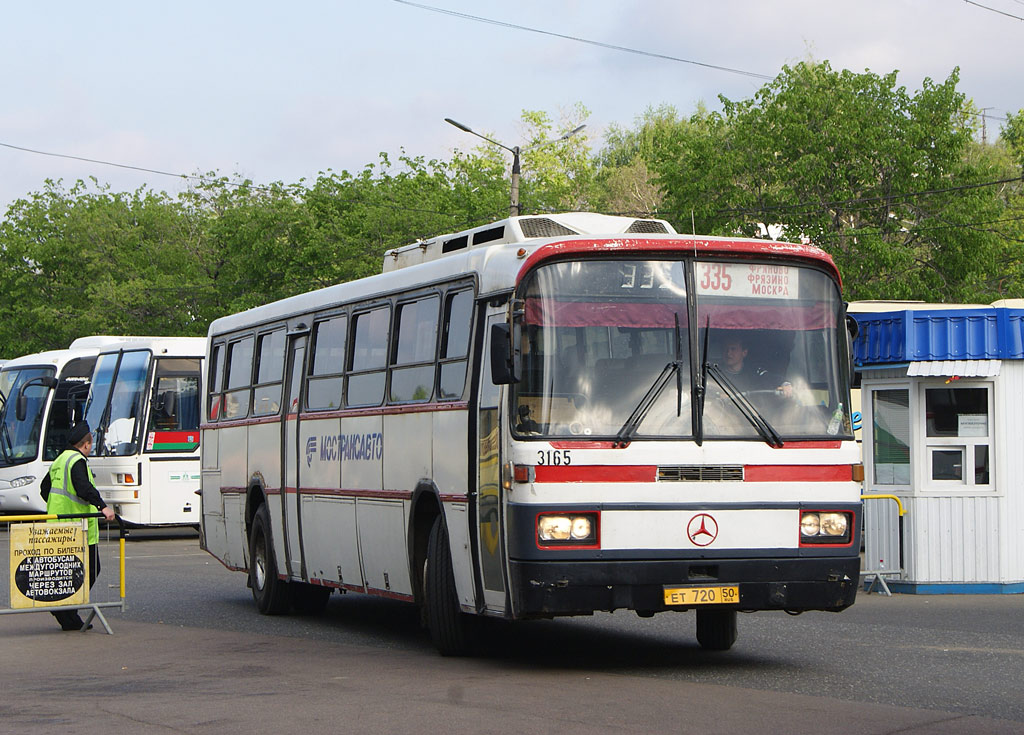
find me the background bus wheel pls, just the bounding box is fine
[695,609,738,651]
[291,582,332,615]
[249,505,291,615]
[424,516,474,656]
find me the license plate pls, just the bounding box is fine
[663,585,739,606]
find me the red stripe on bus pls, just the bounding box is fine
[534,465,657,483]
[775,441,842,449]
[364,587,415,602]
[201,400,469,430]
[291,487,414,500]
[743,465,853,482]
[548,441,622,449]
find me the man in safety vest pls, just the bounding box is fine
[39,421,116,631]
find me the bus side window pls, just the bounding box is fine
[252,330,286,416]
[146,358,201,443]
[223,337,254,420]
[307,315,347,410]
[347,306,390,407]
[207,343,224,421]
[390,295,439,403]
[438,289,473,400]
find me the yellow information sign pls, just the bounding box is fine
[9,522,89,609]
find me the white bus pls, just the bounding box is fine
[0,336,204,526]
[200,212,862,654]
[1,337,125,514]
[80,337,205,526]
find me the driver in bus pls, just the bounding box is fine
[720,336,793,398]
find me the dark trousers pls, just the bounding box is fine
[52,544,100,630]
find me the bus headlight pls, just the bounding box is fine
[537,512,599,547]
[799,511,852,545]
[820,512,849,536]
[11,475,36,488]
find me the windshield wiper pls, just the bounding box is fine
[613,361,680,448]
[705,364,784,448]
[695,317,710,446]
[614,314,686,447]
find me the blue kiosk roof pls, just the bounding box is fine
[851,307,1024,366]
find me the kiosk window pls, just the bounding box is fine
[872,388,910,485]
[924,386,990,487]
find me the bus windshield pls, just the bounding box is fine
[84,350,152,457]
[0,367,56,466]
[513,258,852,442]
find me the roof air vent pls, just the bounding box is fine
[519,217,578,238]
[472,226,505,245]
[441,235,469,253]
[626,219,670,234]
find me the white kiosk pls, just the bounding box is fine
[853,300,1024,593]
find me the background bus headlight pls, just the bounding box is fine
[799,511,852,545]
[537,512,598,547]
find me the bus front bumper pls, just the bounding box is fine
[508,556,860,618]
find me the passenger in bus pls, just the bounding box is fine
[720,336,792,397]
[39,421,116,631]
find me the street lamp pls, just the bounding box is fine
[445,117,586,217]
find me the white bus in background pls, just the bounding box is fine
[81,337,205,527]
[201,212,862,655]
[0,337,124,513]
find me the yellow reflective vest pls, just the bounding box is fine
[46,449,99,544]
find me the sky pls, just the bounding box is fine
[1,0,1022,213]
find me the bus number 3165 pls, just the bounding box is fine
[537,450,571,466]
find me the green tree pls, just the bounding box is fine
[0,179,210,357]
[654,61,1018,301]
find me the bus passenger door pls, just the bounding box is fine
[281,335,308,579]
[476,313,508,612]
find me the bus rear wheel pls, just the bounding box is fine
[424,516,474,656]
[249,504,290,615]
[695,608,737,651]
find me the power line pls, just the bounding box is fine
[391,0,774,81]
[963,0,1024,21]
[397,1,1012,123]
[0,139,488,220]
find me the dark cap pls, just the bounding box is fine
[68,421,91,447]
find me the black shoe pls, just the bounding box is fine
[60,616,86,631]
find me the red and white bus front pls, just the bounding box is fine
[496,247,860,644]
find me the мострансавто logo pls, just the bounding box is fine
[306,432,384,467]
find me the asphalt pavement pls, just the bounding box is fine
[2,530,1024,734]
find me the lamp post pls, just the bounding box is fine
[445,117,585,217]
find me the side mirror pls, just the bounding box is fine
[15,376,57,421]
[845,314,860,341]
[490,323,521,385]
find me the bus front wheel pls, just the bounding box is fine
[424,516,474,656]
[249,504,291,615]
[695,608,737,651]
